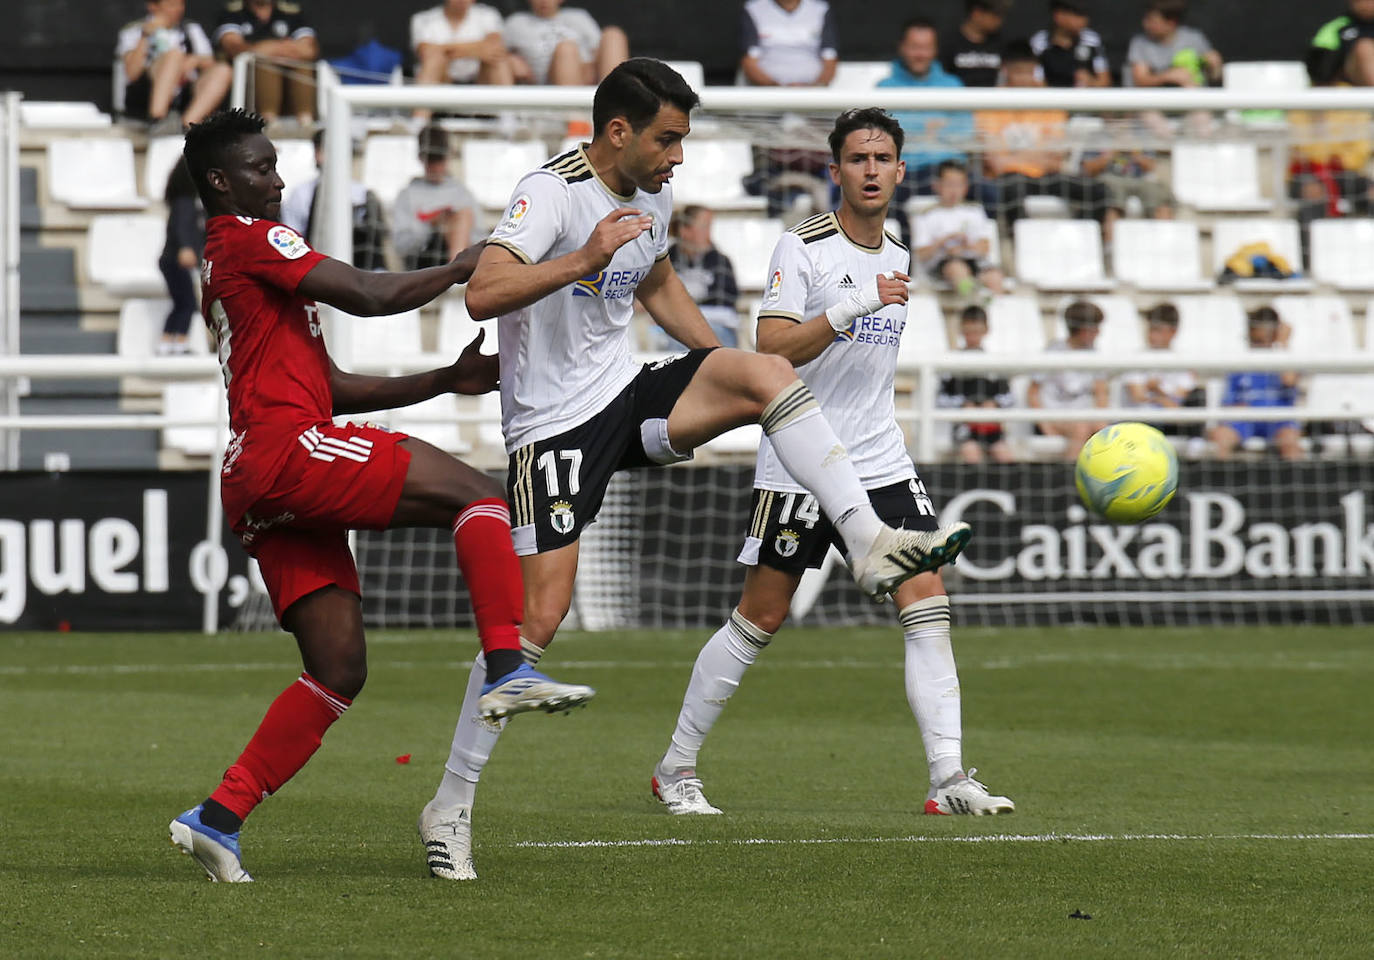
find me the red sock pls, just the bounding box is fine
[208,673,351,821]
[452,498,523,655]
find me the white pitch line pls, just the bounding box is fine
[513,833,1374,849]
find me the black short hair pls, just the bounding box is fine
[1248,306,1280,326]
[592,58,700,136]
[1146,0,1187,22]
[967,0,1012,14]
[937,159,968,178]
[1146,302,1180,326]
[960,304,988,324]
[184,108,266,206]
[1065,300,1104,328]
[827,107,905,162]
[900,16,937,37]
[1000,40,1038,66]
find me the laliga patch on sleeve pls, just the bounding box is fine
[764,268,783,303]
[499,194,531,232]
[266,224,310,260]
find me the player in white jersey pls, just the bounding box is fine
[415,62,974,880]
[650,108,1015,819]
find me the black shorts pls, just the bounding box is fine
[738,478,939,575]
[953,423,1005,446]
[506,348,715,556]
[123,74,191,121]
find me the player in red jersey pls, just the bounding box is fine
[167,109,593,883]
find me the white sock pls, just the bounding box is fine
[659,609,773,774]
[760,381,881,558]
[431,652,506,811]
[899,595,963,788]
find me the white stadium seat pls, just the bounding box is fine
[831,61,893,90]
[1309,219,1374,290]
[1171,294,1248,356]
[461,139,554,210]
[117,298,210,358]
[389,393,469,454]
[1222,61,1309,93]
[1170,142,1270,212]
[475,391,504,450]
[361,135,423,207]
[48,138,146,208]
[20,101,112,130]
[671,139,762,210]
[1013,219,1113,290]
[983,295,1047,354]
[437,294,500,359]
[323,306,426,369]
[1271,295,1358,355]
[1054,295,1143,355]
[897,295,949,370]
[143,135,185,200]
[710,216,784,292]
[1111,220,1211,291]
[161,382,222,457]
[661,60,706,91]
[87,214,165,295]
[1209,217,1312,291]
[274,139,318,196]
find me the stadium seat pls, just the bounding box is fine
[143,135,185,200]
[983,295,1047,354]
[1209,217,1313,291]
[1013,219,1113,291]
[1305,374,1374,433]
[671,139,763,210]
[48,138,146,208]
[117,298,210,358]
[1223,61,1309,92]
[897,295,949,370]
[437,294,499,358]
[20,101,112,129]
[1309,219,1374,290]
[87,214,166,295]
[1111,220,1211,291]
[661,60,706,91]
[389,393,470,454]
[1171,294,1248,355]
[161,382,222,457]
[1170,142,1270,213]
[274,139,317,196]
[1053,295,1143,355]
[361,135,423,207]
[710,216,784,291]
[1271,295,1358,354]
[831,61,894,90]
[325,306,427,369]
[475,391,504,449]
[461,139,553,210]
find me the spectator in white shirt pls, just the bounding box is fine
[117,0,232,130]
[913,161,1006,300]
[504,0,629,85]
[740,0,838,86]
[412,0,514,90]
[1028,300,1110,460]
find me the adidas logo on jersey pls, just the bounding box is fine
[838,273,857,291]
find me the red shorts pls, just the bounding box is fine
[230,421,412,623]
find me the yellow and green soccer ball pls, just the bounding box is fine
[1074,422,1179,524]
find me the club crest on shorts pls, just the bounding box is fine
[774,528,800,558]
[550,499,575,535]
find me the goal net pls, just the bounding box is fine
[229,79,1374,630]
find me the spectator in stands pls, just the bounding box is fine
[391,125,479,271]
[739,0,838,87]
[913,161,1006,300]
[943,0,1012,87]
[412,0,514,100]
[1080,141,1175,243]
[938,305,1016,464]
[1028,299,1109,460]
[1306,0,1374,86]
[117,0,232,131]
[658,206,741,349]
[157,158,205,354]
[1122,303,1205,453]
[1125,0,1222,88]
[1030,1,1111,88]
[1287,109,1374,254]
[214,0,319,129]
[1210,307,1303,461]
[976,42,1107,223]
[504,0,629,85]
[280,129,389,271]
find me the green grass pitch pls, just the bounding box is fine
[2,625,1373,958]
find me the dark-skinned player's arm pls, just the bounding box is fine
[635,256,720,349]
[329,329,499,416]
[464,208,651,319]
[296,240,486,318]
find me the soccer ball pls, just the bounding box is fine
[1074,422,1179,524]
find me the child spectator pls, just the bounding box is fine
[1079,143,1175,243]
[157,158,204,355]
[117,0,232,130]
[1121,303,1205,452]
[1125,0,1222,88]
[214,0,319,128]
[1030,1,1111,88]
[943,0,1012,88]
[412,0,514,96]
[662,206,740,348]
[1028,300,1110,460]
[504,0,629,85]
[1209,307,1303,461]
[740,0,838,87]
[938,305,1016,464]
[913,161,1006,300]
[391,125,479,271]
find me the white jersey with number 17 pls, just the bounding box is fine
[753,212,916,494]
[486,145,673,453]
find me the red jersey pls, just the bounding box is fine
[201,215,331,523]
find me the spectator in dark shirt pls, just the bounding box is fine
[939,305,1015,463]
[655,206,740,349]
[1209,307,1303,461]
[942,0,1012,88]
[1029,0,1110,88]
[158,158,205,354]
[1307,0,1374,86]
[215,0,319,127]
